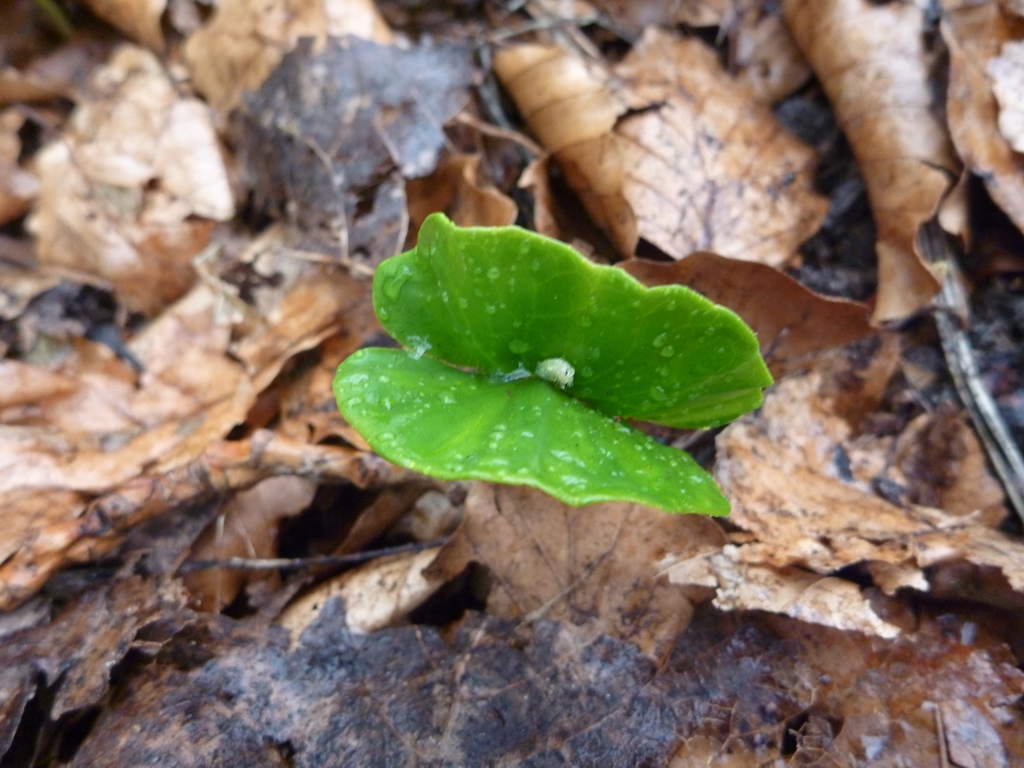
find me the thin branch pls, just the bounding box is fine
[178,538,448,574]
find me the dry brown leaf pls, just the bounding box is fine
[731,4,811,103]
[784,0,956,322]
[183,0,393,117]
[406,153,517,233]
[589,0,730,31]
[669,549,902,637]
[81,0,166,50]
[673,361,1024,630]
[0,110,38,227]
[429,483,726,661]
[943,4,1024,237]
[622,254,872,370]
[278,547,443,639]
[988,39,1024,151]
[518,154,560,238]
[183,476,317,611]
[28,45,233,315]
[495,30,826,266]
[0,431,400,610]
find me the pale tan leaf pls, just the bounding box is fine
[406,153,517,232]
[784,0,955,322]
[80,0,167,50]
[183,0,393,117]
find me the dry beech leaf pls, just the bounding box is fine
[589,0,730,31]
[428,482,726,661]
[730,4,812,103]
[28,45,234,315]
[495,29,826,267]
[278,547,444,640]
[183,0,393,117]
[184,476,317,612]
[988,39,1024,151]
[784,0,956,322]
[621,255,872,370]
[673,364,1024,631]
[943,4,1024,236]
[518,154,560,238]
[0,110,38,227]
[81,0,167,50]
[669,549,902,637]
[406,153,517,233]
[0,431,399,610]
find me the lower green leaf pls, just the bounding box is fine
[334,348,729,515]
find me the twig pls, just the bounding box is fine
[178,538,448,574]
[920,224,1024,525]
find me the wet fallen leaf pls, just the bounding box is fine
[232,36,474,270]
[183,0,393,117]
[28,45,234,315]
[495,29,827,266]
[429,483,726,661]
[60,600,1024,766]
[943,3,1024,238]
[784,0,956,322]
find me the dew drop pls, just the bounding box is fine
[487,267,501,280]
[649,386,668,401]
[653,333,667,348]
[441,291,449,303]
[458,297,469,309]
[581,366,593,377]
[531,259,541,271]
[580,316,592,327]
[660,345,675,357]
[486,305,497,314]
[509,339,531,354]
[512,319,522,328]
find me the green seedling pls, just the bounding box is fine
[334,213,772,514]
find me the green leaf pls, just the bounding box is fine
[335,348,729,515]
[373,213,772,428]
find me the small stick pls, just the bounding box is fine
[178,538,448,574]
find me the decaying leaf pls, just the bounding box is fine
[183,0,393,116]
[784,0,956,322]
[28,45,234,315]
[731,3,811,103]
[232,36,474,270]
[429,483,726,660]
[943,3,1024,238]
[495,29,827,266]
[61,601,1024,766]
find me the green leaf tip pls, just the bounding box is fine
[336,213,773,514]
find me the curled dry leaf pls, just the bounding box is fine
[406,153,517,233]
[183,0,393,117]
[943,4,1024,237]
[428,483,726,661]
[278,547,443,639]
[184,475,317,612]
[495,29,826,267]
[28,45,234,315]
[622,254,872,370]
[0,110,38,227]
[81,0,167,50]
[783,0,956,322]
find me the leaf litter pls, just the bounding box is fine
[1,0,1024,763]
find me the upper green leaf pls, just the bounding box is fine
[374,213,772,428]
